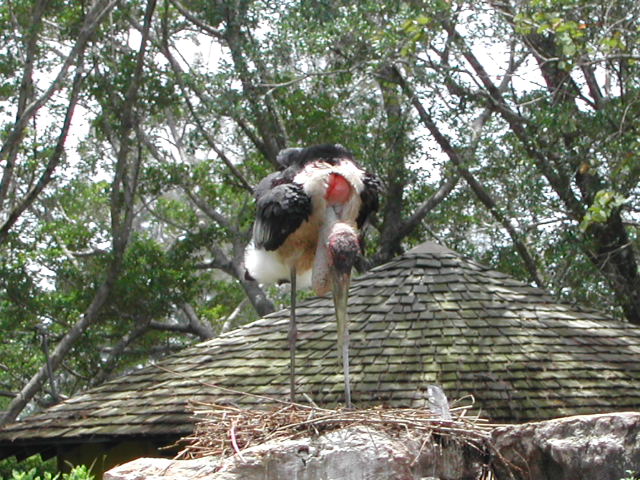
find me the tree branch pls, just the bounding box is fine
[154,23,254,193]
[38,327,63,403]
[0,0,118,173]
[392,66,545,289]
[220,298,248,333]
[184,187,237,233]
[149,309,214,340]
[1,0,157,425]
[444,24,585,220]
[0,0,120,243]
[168,0,223,39]
[0,0,47,211]
[0,57,85,245]
[90,318,151,387]
[400,173,460,239]
[580,62,604,109]
[180,302,215,340]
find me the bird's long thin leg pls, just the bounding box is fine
[288,266,297,404]
[342,324,352,409]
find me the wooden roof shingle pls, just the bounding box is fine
[2,241,640,447]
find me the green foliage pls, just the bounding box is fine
[9,469,55,480]
[110,235,199,319]
[580,190,630,232]
[620,471,640,480]
[59,465,93,480]
[2,0,640,422]
[513,0,639,68]
[401,15,432,56]
[0,455,56,480]
[4,465,94,480]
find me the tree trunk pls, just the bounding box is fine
[1,0,156,424]
[0,59,84,244]
[2,274,116,424]
[519,23,640,324]
[444,16,640,323]
[587,213,640,324]
[375,67,410,263]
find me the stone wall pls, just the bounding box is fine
[105,412,640,480]
[491,412,640,480]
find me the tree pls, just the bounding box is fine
[393,0,640,321]
[0,0,119,244]
[1,0,639,423]
[2,0,159,424]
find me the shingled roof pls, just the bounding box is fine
[2,241,640,452]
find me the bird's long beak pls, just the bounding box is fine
[326,223,358,353]
[332,267,353,408]
[331,269,351,353]
[326,223,358,408]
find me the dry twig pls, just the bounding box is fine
[175,397,494,461]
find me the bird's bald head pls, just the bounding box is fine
[328,223,359,275]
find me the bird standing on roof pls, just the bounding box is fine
[244,144,380,407]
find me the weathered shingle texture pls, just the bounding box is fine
[2,242,640,446]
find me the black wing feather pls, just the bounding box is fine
[253,177,311,251]
[356,171,381,230]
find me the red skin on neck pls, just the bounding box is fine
[325,173,351,204]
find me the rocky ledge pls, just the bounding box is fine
[105,412,640,480]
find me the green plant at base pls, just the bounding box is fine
[620,470,640,480]
[1,463,94,480]
[0,456,56,480]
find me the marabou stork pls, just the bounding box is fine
[244,144,380,407]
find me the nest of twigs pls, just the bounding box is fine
[176,396,493,461]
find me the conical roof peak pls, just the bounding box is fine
[406,240,460,256]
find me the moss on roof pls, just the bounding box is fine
[2,241,640,445]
